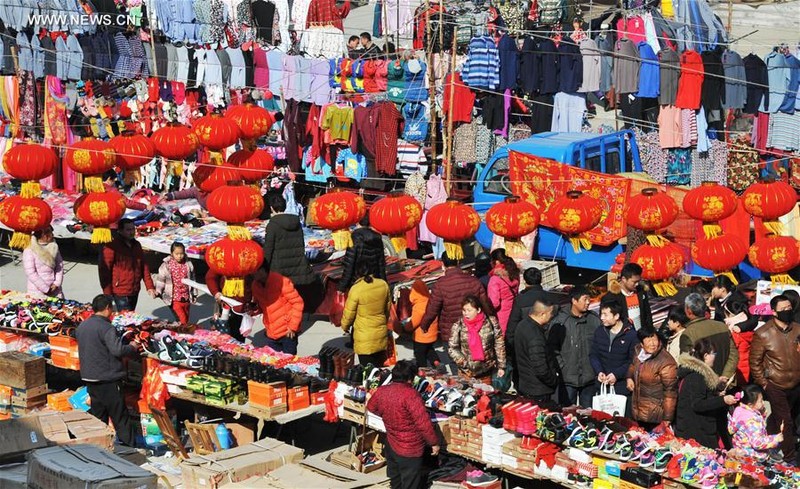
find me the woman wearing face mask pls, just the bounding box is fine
[626,327,678,430]
[22,226,64,298]
[448,296,506,381]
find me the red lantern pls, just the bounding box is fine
[194,165,241,193]
[226,103,275,141]
[748,235,800,284]
[370,193,423,252]
[207,182,264,240]
[74,190,127,244]
[309,189,367,250]
[682,182,738,238]
[2,143,58,197]
[485,195,540,254]
[626,188,679,246]
[743,179,797,235]
[205,238,264,297]
[64,138,117,192]
[631,242,686,296]
[194,113,242,151]
[0,196,53,249]
[425,198,481,260]
[150,123,199,161]
[546,190,603,252]
[109,132,156,171]
[228,149,274,183]
[691,234,748,284]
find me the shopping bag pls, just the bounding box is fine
[592,384,627,416]
[330,292,347,327]
[141,363,169,411]
[492,361,513,392]
[239,313,260,338]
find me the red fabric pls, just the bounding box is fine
[732,331,754,383]
[443,72,475,124]
[306,0,350,30]
[251,272,304,340]
[99,237,155,296]
[366,382,439,457]
[375,102,402,175]
[675,50,704,109]
[171,300,191,324]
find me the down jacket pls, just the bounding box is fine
[749,319,800,390]
[487,266,519,334]
[419,267,493,342]
[338,227,387,292]
[589,323,638,395]
[341,276,390,355]
[98,237,155,296]
[410,280,437,344]
[675,354,727,448]
[551,307,601,388]
[262,213,316,285]
[367,382,439,457]
[22,242,64,298]
[154,257,197,304]
[252,272,304,340]
[448,315,506,378]
[627,344,678,424]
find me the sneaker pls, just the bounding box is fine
[465,470,498,487]
[598,427,616,452]
[639,447,656,468]
[654,448,673,473]
[566,425,587,449]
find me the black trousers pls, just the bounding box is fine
[358,350,387,367]
[413,342,439,368]
[87,381,136,447]
[228,312,245,342]
[385,442,424,489]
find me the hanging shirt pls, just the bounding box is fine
[675,50,704,110]
[396,140,428,176]
[443,72,474,123]
[402,102,429,143]
[558,40,583,93]
[722,50,746,110]
[375,102,403,175]
[636,41,659,98]
[743,54,767,114]
[579,38,601,93]
[778,54,800,113]
[658,48,680,106]
[335,148,367,182]
[321,105,354,141]
[496,34,519,91]
[613,38,640,95]
[461,36,500,90]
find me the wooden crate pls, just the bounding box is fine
[0,352,46,389]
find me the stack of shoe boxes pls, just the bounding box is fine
[481,425,515,465]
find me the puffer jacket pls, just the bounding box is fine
[22,242,64,298]
[252,272,304,340]
[341,276,390,355]
[627,344,678,423]
[367,382,440,457]
[680,318,739,379]
[749,319,800,390]
[98,236,155,296]
[410,280,437,344]
[338,227,387,292]
[589,323,638,395]
[448,315,506,378]
[419,267,493,342]
[675,354,727,448]
[487,267,519,334]
[262,213,316,285]
[154,257,197,304]
[552,307,602,388]
[728,404,782,461]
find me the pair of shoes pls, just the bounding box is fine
[465,470,498,487]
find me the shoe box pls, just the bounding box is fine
[50,335,80,370]
[288,385,310,411]
[248,380,287,413]
[621,467,663,488]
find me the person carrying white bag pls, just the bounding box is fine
[589,300,639,416]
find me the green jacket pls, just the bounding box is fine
[341,277,390,355]
[679,318,739,379]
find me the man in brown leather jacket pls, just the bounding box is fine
[749,294,800,465]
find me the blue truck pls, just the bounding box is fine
[471,130,761,280]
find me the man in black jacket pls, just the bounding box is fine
[506,267,549,388]
[710,275,757,333]
[515,298,559,401]
[76,295,140,447]
[338,214,386,292]
[603,263,652,331]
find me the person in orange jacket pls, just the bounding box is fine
[252,271,304,354]
[409,280,441,368]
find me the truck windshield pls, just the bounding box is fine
[583,150,621,174]
[484,157,511,195]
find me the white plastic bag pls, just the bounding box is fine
[592,384,627,416]
[239,313,260,338]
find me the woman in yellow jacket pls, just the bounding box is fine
[341,263,391,366]
[409,280,440,368]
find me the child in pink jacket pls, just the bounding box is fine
[22,226,64,298]
[487,254,519,334]
[728,384,783,461]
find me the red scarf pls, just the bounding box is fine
[464,312,486,362]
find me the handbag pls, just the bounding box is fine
[330,291,347,328]
[592,384,627,416]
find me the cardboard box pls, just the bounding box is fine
[310,389,327,405]
[0,462,28,489]
[37,411,116,451]
[0,352,46,389]
[48,390,75,412]
[0,416,48,460]
[27,444,158,489]
[287,385,309,411]
[12,384,48,398]
[180,438,304,488]
[248,381,287,409]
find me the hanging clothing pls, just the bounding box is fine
[497,34,519,91]
[396,140,428,176]
[551,92,586,132]
[384,0,417,47]
[700,50,725,114]
[335,148,367,182]
[461,37,500,90]
[443,72,474,123]
[675,50,704,110]
[597,33,614,94]
[579,38,601,93]
[558,41,583,93]
[778,54,800,113]
[636,42,660,99]
[375,102,403,175]
[419,174,447,243]
[743,53,768,114]
[613,39,640,95]
[722,50,746,110]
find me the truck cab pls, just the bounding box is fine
[473,130,642,271]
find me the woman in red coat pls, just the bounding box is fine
[252,271,304,354]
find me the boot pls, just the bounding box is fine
[342,352,355,378]
[333,351,344,380]
[318,348,332,379]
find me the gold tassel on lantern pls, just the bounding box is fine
[702,224,722,239]
[83,175,105,193]
[227,225,252,241]
[444,242,464,260]
[222,277,245,298]
[645,234,670,247]
[771,274,798,285]
[504,239,527,256]
[20,182,41,198]
[332,229,352,250]
[91,227,113,244]
[763,221,783,235]
[652,280,678,297]
[568,236,593,253]
[9,232,31,250]
[390,236,407,253]
[715,272,738,285]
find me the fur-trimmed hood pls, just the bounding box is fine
[677,353,718,389]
